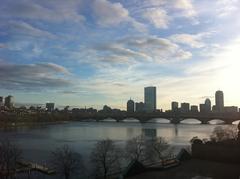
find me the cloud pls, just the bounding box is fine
[169,33,211,48]
[94,43,150,59]
[127,0,197,27]
[7,21,55,38]
[92,0,129,26]
[92,0,146,31]
[173,0,197,18]
[0,62,71,90]
[0,0,85,23]
[83,35,192,66]
[216,0,239,17]
[118,36,192,62]
[142,8,170,29]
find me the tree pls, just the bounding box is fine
[190,136,203,144]
[125,135,145,162]
[91,139,121,179]
[210,126,238,142]
[0,139,22,179]
[144,137,170,163]
[51,145,84,179]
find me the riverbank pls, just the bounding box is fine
[126,159,240,179]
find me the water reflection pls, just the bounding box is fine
[142,128,157,138]
[174,124,178,137]
[0,120,234,163]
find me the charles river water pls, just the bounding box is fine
[0,118,239,165]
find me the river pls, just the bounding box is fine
[0,118,238,165]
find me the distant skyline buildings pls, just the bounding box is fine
[2,89,240,113]
[46,103,55,112]
[205,99,211,112]
[144,86,157,112]
[0,96,3,106]
[4,95,14,109]
[215,90,224,112]
[171,102,178,112]
[126,88,237,114]
[127,99,135,113]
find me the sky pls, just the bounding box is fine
[1,0,240,110]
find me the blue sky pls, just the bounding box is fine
[1,0,240,110]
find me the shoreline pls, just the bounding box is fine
[0,119,233,129]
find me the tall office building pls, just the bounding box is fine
[46,103,55,112]
[215,90,224,112]
[135,102,145,112]
[191,105,198,112]
[205,98,211,112]
[127,99,135,113]
[181,103,190,113]
[199,104,206,113]
[171,101,178,112]
[4,95,14,109]
[0,96,3,106]
[144,86,156,112]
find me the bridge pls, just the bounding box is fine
[72,112,240,124]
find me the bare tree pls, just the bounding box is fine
[0,138,22,179]
[90,139,121,179]
[210,126,238,142]
[144,137,170,163]
[51,145,84,179]
[125,135,145,162]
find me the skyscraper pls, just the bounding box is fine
[171,101,178,112]
[127,99,135,113]
[205,98,211,112]
[0,96,3,106]
[135,102,145,112]
[215,90,224,112]
[46,103,55,112]
[181,103,190,113]
[191,105,198,112]
[4,95,14,109]
[144,86,156,112]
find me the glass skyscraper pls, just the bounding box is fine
[215,90,224,112]
[144,86,156,112]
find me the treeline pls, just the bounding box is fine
[0,112,72,125]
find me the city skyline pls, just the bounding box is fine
[1,89,239,112]
[1,1,240,109]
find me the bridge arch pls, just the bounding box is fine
[100,118,117,122]
[122,118,140,123]
[81,118,97,122]
[180,118,202,124]
[232,120,240,125]
[147,118,170,123]
[207,119,225,124]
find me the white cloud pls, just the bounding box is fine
[173,0,197,17]
[216,0,239,17]
[92,0,146,31]
[0,0,85,23]
[86,35,192,66]
[92,0,129,26]
[142,8,170,29]
[0,62,71,90]
[169,33,211,48]
[8,21,55,38]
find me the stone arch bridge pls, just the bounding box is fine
[73,112,240,124]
